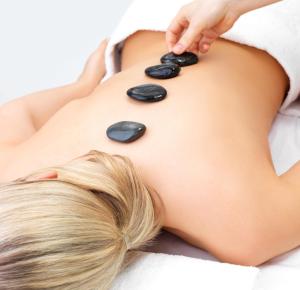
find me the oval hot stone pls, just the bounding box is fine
[106,121,146,143]
[127,84,167,102]
[145,64,180,79]
[161,52,199,67]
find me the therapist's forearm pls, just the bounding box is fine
[235,0,283,15]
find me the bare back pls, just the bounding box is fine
[2,31,288,253]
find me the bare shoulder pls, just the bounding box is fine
[0,145,18,182]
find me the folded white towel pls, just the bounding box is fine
[111,252,259,290]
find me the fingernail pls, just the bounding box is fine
[200,43,210,53]
[203,44,210,51]
[173,43,184,54]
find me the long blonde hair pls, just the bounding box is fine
[0,150,163,290]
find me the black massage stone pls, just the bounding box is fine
[127,84,167,102]
[161,52,199,67]
[145,63,181,79]
[106,121,146,143]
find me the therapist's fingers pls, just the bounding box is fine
[197,29,218,53]
[212,11,240,36]
[197,40,212,54]
[173,19,205,54]
[196,12,239,54]
[187,41,199,55]
[166,11,189,52]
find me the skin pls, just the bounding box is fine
[167,0,282,54]
[0,31,299,267]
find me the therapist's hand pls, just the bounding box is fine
[166,0,240,54]
[166,0,282,55]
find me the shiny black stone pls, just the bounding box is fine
[106,121,146,143]
[145,64,180,79]
[160,52,199,67]
[127,84,167,103]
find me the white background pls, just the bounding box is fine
[0,0,132,103]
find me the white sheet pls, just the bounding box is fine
[111,252,259,290]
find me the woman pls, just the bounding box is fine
[0,0,300,289]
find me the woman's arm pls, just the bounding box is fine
[0,83,87,147]
[0,39,108,147]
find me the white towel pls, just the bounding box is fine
[256,264,300,290]
[111,251,259,290]
[103,0,300,116]
[254,241,300,290]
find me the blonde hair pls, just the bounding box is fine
[0,150,163,290]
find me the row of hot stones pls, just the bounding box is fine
[106,51,199,143]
